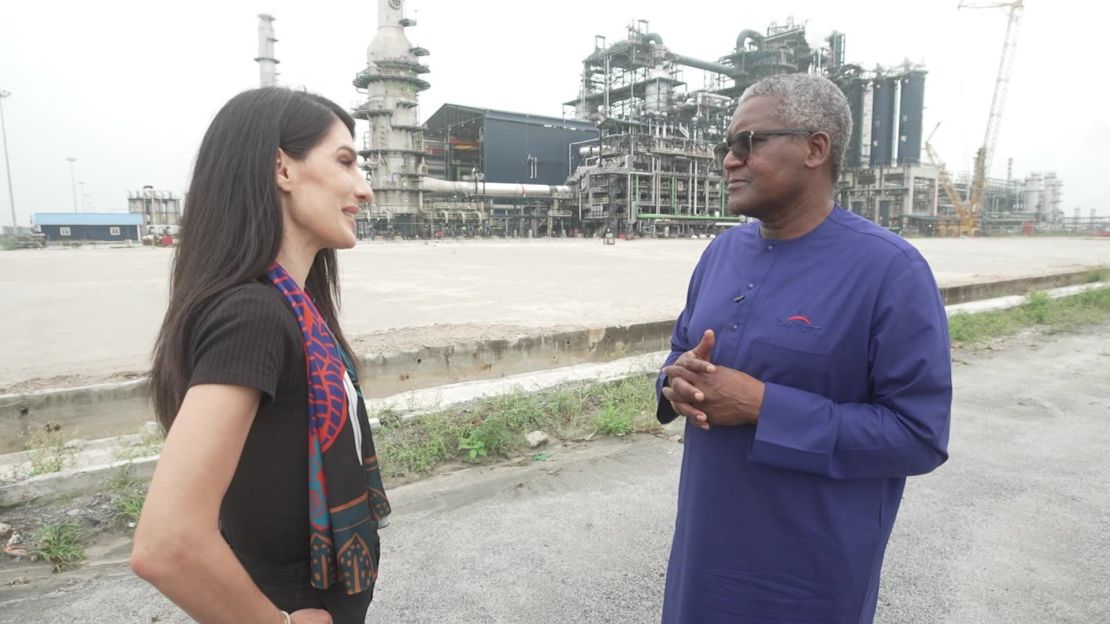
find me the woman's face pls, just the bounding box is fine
[278,118,373,251]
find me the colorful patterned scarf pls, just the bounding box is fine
[265,263,391,595]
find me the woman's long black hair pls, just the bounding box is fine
[150,87,359,431]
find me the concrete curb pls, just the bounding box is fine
[0,456,157,509]
[0,268,1099,431]
[945,282,1108,316]
[938,269,1099,305]
[0,322,675,454]
[1,275,1106,509]
[0,379,149,444]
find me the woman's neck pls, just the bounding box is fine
[275,235,319,289]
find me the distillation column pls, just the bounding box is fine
[353,0,430,223]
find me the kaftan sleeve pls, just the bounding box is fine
[656,244,714,424]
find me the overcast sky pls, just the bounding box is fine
[0,0,1103,225]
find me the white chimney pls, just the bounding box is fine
[255,14,279,88]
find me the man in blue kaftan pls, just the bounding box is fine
[658,73,952,624]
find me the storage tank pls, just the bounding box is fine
[1041,173,1059,219]
[842,79,865,169]
[1023,173,1042,216]
[869,77,897,167]
[897,70,926,165]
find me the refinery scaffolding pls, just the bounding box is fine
[563,20,739,237]
[352,0,1064,238]
[563,19,950,237]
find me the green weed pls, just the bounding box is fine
[32,522,85,572]
[948,287,1110,344]
[375,374,661,480]
[25,427,72,476]
[114,489,147,525]
[595,403,633,436]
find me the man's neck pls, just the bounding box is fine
[759,192,835,240]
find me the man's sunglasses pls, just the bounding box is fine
[713,128,815,167]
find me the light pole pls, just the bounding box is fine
[78,181,87,211]
[0,90,17,233]
[66,157,78,212]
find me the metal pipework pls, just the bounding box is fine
[670,54,735,76]
[735,29,765,50]
[420,176,569,197]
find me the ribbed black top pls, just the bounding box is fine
[186,281,310,564]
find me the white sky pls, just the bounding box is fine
[0,0,1103,225]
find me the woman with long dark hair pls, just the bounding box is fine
[131,87,390,624]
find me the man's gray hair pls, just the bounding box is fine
[738,73,852,179]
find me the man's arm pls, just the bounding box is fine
[656,243,715,424]
[656,354,685,424]
[747,254,952,479]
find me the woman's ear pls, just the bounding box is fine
[275,149,293,193]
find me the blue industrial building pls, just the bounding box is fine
[33,213,142,242]
[423,104,597,186]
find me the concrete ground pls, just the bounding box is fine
[1,324,1107,623]
[1,236,1108,393]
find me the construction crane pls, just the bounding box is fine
[925,126,965,232]
[926,0,1024,236]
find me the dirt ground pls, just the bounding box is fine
[0,322,1107,623]
[1,236,1108,394]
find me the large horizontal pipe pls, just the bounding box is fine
[670,54,735,76]
[421,176,569,197]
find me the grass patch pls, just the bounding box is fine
[948,287,1110,344]
[25,427,73,476]
[595,404,633,436]
[114,488,147,525]
[376,373,660,480]
[112,429,164,462]
[595,374,657,435]
[106,464,148,527]
[32,522,86,572]
[1085,266,1107,284]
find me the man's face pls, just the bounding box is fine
[721,96,810,219]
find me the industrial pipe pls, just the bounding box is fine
[736,29,764,50]
[420,176,569,197]
[669,54,735,76]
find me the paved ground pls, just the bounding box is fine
[0,324,1107,623]
[2,237,1110,393]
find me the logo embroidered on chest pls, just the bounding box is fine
[776,312,825,335]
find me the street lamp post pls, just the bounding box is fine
[0,90,17,234]
[66,157,78,212]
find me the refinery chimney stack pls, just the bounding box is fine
[255,14,279,87]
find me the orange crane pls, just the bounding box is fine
[926,0,1024,236]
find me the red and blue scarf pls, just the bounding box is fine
[265,263,391,595]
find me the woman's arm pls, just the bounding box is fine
[130,384,325,624]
